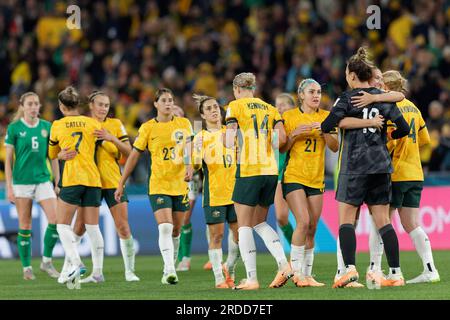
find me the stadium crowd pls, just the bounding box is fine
[0,0,449,182]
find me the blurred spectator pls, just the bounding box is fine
[429,124,450,172]
[426,100,446,132]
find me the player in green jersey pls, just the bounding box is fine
[4,92,61,280]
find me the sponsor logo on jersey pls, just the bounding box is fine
[41,129,48,138]
[19,131,27,137]
[157,197,165,205]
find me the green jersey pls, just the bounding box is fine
[5,118,52,184]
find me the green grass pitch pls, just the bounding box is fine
[1,251,449,300]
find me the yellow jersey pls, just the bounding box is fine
[283,107,332,189]
[387,99,429,182]
[49,116,102,187]
[133,116,193,195]
[193,127,236,207]
[225,97,282,177]
[96,118,129,189]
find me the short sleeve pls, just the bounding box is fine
[386,103,402,122]
[49,121,59,147]
[4,125,16,147]
[330,95,349,120]
[282,113,293,135]
[133,123,150,152]
[273,108,283,128]
[117,120,129,142]
[225,101,239,125]
[185,119,194,140]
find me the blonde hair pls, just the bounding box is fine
[232,72,256,90]
[14,92,39,121]
[192,93,216,114]
[276,93,296,107]
[297,78,320,104]
[382,70,408,93]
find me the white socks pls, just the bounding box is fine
[290,245,305,274]
[336,236,345,276]
[253,222,288,271]
[225,231,239,273]
[120,236,136,273]
[209,248,225,285]
[57,224,81,267]
[369,216,384,271]
[409,226,437,273]
[85,224,104,276]
[238,226,257,281]
[172,234,180,264]
[303,247,314,276]
[158,223,175,274]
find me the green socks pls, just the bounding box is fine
[17,229,32,268]
[280,222,294,244]
[178,223,193,261]
[43,224,59,258]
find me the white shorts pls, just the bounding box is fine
[13,181,57,202]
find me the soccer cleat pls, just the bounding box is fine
[79,262,87,276]
[305,275,325,287]
[332,266,359,288]
[66,266,81,289]
[366,268,385,289]
[381,273,405,287]
[161,272,178,285]
[269,265,293,288]
[203,261,212,271]
[125,271,140,282]
[40,261,60,279]
[23,267,36,280]
[80,273,105,284]
[222,263,235,288]
[292,273,309,287]
[176,257,191,272]
[215,281,230,289]
[406,270,440,284]
[233,279,260,290]
[333,275,364,288]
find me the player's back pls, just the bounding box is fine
[337,87,403,174]
[226,97,281,177]
[50,115,101,187]
[390,99,428,181]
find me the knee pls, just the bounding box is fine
[116,223,131,239]
[295,220,309,234]
[158,223,173,236]
[307,222,317,237]
[210,231,224,246]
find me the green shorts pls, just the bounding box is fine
[102,188,128,208]
[391,181,423,209]
[59,185,102,207]
[282,183,324,198]
[149,194,190,213]
[232,175,278,207]
[204,204,237,225]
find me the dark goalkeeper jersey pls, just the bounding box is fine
[321,87,406,175]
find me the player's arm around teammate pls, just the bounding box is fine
[115,88,193,285]
[69,91,139,282]
[191,94,240,288]
[49,86,103,286]
[279,79,338,287]
[4,92,60,280]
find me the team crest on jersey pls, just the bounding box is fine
[174,131,184,144]
[41,129,48,138]
[212,210,221,218]
[156,197,165,205]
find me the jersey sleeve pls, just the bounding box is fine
[282,113,292,135]
[116,120,129,142]
[184,119,194,141]
[330,94,349,120]
[225,101,240,125]
[133,123,150,152]
[418,114,430,146]
[192,132,203,171]
[48,122,60,159]
[4,125,16,147]
[272,108,284,128]
[385,103,402,122]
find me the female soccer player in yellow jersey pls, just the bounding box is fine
[65,91,139,282]
[115,88,194,285]
[5,92,60,280]
[279,79,339,287]
[191,94,240,288]
[225,72,291,290]
[48,86,103,288]
[273,93,296,245]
